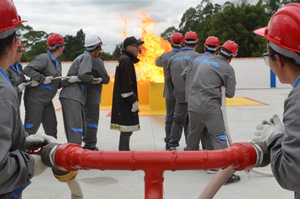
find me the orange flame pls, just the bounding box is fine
[136,12,172,84]
[116,11,172,84]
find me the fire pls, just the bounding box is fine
[117,11,172,84]
[136,12,172,84]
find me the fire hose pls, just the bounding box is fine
[28,144,83,199]
[198,86,273,199]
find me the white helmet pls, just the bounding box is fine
[84,35,104,51]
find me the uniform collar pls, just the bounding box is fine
[204,52,213,55]
[181,47,194,51]
[172,48,180,52]
[84,50,90,55]
[11,63,20,75]
[48,51,59,69]
[294,75,300,88]
[0,67,11,84]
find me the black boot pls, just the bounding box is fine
[119,132,133,151]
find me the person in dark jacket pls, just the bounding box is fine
[5,43,26,106]
[110,36,144,151]
[83,46,110,151]
[23,33,66,138]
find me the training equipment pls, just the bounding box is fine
[170,32,184,43]
[184,31,198,41]
[84,35,103,49]
[254,3,300,53]
[221,40,238,56]
[43,76,53,84]
[131,101,139,112]
[0,0,26,36]
[204,36,220,47]
[46,33,67,45]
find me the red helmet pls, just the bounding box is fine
[184,31,198,40]
[221,40,238,56]
[17,43,26,51]
[254,3,300,53]
[0,0,27,33]
[204,36,220,47]
[46,33,67,45]
[170,32,184,43]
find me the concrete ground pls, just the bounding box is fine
[21,88,294,199]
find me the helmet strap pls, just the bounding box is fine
[205,46,218,51]
[0,28,15,39]
[269,41,300,65]
[48,43,64,50]
[171,42,181,48]
[185,40,197,45]
[220,49,234,57]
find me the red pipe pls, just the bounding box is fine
[53,142,257,199]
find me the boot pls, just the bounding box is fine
[119,132,133,151]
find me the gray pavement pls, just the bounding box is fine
[21,88,293,199]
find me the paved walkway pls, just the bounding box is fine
[21,88,293,199]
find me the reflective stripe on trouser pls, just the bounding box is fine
[187,110,228,150]
[83,103,100,150]
[169,102,188,147]
[24,100,57,138]
[60,98,85,145]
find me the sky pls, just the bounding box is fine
[14,0,258,54]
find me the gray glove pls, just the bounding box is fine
[252,114,284,143]
[26,132,59,150]
[30,79,39,87]
[43,76,53,84]
[131,101,139,112]
[68,76,81,83]
[93,77,102,84]
[18,82,26,92]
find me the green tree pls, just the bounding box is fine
[160,26,179,40]
[62,29,86,61]
[112,43,122,60]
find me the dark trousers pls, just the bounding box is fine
[119,132,133,151]
[83,104,100,150]
[24,100,57,138]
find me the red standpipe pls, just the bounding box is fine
[53,142,257,199]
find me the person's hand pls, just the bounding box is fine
[26,132,59,150]
[30,80,39,87]
[92,77,102,84]
[43,76,53,84]
[252,114,284,143]
[131,101,139,112]
[250,142,270,167]
[31,154,48,176]
[68,76,81,83]
[18,82,26,92]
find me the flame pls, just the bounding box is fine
[136,12,172,84]
[118,14,130,40]
[116,11,172,84]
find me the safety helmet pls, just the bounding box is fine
[221,40,238,56]
[204,36,220,47]
[46,33,67,45]
[17,43,26,51]
[0,0,27,39]
[184,31,198,45]
[170,32,184,43]
[85,35,104,50]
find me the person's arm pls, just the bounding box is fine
[155,54,164,67]
[23,55,47,83]
[0,98,34,194]
[267,100,300,193]
[166,59,174,88]
[95,58,110,84]
[77,55,93,84]
[119,59,138,104]
[224,66,236,98]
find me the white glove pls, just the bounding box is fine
[30,79,39,87]
[68,76,81,83]
[93,77,102,84]
[252,114,284,143]
[43,76,53,84]
[18,82,26,92]
[131,101,139,112]
[26,132,59,150]
[31,154,48,176]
